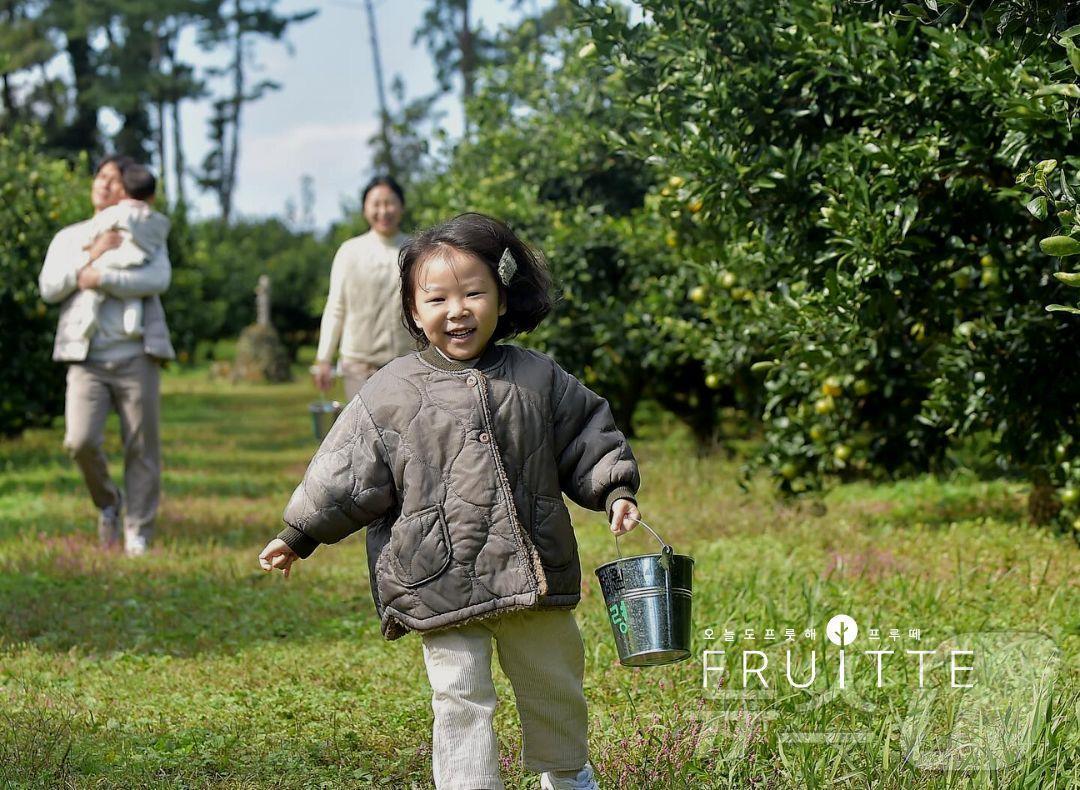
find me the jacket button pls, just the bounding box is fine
[466,375,478,387]
[479,432,490,443]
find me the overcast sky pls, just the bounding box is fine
[171,0,526,230]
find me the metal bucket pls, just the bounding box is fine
[595,520,694,667]
[309,400,342,440]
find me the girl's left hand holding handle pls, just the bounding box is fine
[259,539,299,578]
[610,498,641,536]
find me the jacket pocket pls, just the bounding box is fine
[532,494,576,571]
[390,504,452,588]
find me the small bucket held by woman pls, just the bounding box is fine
[309,400,342,441]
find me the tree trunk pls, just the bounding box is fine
[459,0,475,131]
[1028,470,1061,526]
[161,29,187,208]
[156,99,167,191]
[62,33,99,157]
[0,72,15,122]
[223,0,244,224]
[364,0,395,175]
[151,34,167,194]
[171,98,187,207]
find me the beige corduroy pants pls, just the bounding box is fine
[421,608,591,790]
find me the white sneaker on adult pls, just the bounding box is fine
[540,762,599,790]
[125,532,149,557]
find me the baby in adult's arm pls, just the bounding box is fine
[70,164,172,340]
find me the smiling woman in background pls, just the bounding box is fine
[312,175,414,401]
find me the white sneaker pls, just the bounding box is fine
[540,763,598,790]
[125,532,149,557]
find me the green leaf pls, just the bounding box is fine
[901,3,928,20]
[1034,83,1080,98]
[1040,235,1080,256]
[1061,171,1077,205]
[1053,271,1080,286]
[1046,304,1080,315]
[1064,39,1080,75]
[1026,196,1049,220]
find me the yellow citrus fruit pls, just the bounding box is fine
[814,396,836,415]
[689,285,708,304]
[833,444,852,462]
[705,373,721,389]
[821,377,843,398]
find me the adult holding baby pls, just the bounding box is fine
[311,175,414,401]
[38,155,176,557]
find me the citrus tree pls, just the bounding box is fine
[407,2,738,440]
[0,126,90,436]
[582,0,1080,523]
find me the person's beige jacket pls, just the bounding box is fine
[316,229,414,366]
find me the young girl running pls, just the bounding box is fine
[259,212,641,790]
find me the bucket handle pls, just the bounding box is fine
[616,516,674,564]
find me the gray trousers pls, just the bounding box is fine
[63,355,161,544]
[421,609,590,790]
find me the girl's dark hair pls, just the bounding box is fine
[362,175,405,206]
[399,212,553,347]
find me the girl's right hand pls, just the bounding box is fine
[313,361,333,391]
[259,539,299,578]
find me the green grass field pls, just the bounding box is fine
[1,362,1076,789]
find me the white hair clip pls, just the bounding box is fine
[497,247,517,286]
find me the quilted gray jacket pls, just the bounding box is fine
[278,342,639,640]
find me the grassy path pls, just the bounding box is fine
[0,365,1076,788]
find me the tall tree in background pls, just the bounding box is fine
[148,0,215,208]
[36,0,110,159]
[0,1,55,132]
[363,0,395,176]
[2,0,215,192]
[367,76,442,189]
[414,0,498,129]
[197,0,315,223]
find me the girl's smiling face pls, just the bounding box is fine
[411,248,506,360]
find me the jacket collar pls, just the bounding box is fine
[419,342,504,372]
